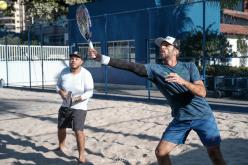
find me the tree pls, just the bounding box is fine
[237,37,248,66]
[177,0,240,9]
[180,24,234,64]
[66,0,92,5]
[6,0,92,22]
[237,38,248,56]
[0,29,40,45]
[219,0,241,9]
[4,0,240,22]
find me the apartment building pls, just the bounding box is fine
[221,0,248,66]
[0,0,28,33]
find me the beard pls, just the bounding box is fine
[160,53,169,59]
[70,63,81,71]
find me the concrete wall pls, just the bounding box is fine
[0,60,69,87]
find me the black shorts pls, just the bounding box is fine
[58,107,87,131]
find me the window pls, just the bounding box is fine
[107,40,135,62]
[78,42,101,67]
[148,39,158,64]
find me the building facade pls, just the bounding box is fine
[221,0,248,66]
[0,0,28,33]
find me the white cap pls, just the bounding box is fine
[154,36,180,49]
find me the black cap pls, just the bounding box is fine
[69,51,83,59]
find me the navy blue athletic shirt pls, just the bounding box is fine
[145,62,213,121]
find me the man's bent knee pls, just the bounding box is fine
[155,141,176,157]
[155,148,170,158]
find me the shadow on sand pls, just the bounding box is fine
[149,138,248,165]
[0,132,77,165]
[1,88,247,164]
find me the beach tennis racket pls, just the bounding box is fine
[64,91,72,108]
[76,4,94,49]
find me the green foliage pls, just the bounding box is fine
[237,37,248,55]
[206,65,248,77]
[4,0,239,22]
[5,0,67,22]
[66,0,94,5]
[0,32,40,45]
[176,0,240,9]
[6,0,94,22]
[220,0,241,9]
[237,37,248,67]
[180,24,233,59]
[0,34,20,45]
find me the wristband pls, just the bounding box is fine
[100,55,110,65]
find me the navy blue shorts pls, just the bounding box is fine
[161,116,221,147]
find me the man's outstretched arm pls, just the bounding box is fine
[88,49,147,77]
[108,58,147,77]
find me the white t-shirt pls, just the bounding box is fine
[56,67,94,110]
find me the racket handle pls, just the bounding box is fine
[88,41,96,59]
[89,41,94,49]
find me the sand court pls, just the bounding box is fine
[0,88,247,165]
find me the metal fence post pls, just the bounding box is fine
[202,0,207,85]
[28,26,32,88]
[104,14,108,95]
[147,8,151,100]
[4,28,8,87]
[40,24,44,90]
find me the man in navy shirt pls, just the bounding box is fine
[88,36,226,165]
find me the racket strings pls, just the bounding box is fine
[76,5,92,41]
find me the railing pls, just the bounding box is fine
[0,45,70,61]
[0,44,248,100]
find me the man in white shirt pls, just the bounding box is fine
[56,51,94,164]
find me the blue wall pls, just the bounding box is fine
[68,0,220,85]
[68,0,220,47]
